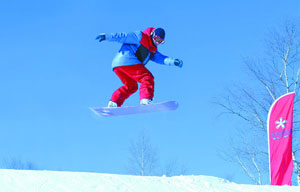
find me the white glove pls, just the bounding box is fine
[164,58,183,68]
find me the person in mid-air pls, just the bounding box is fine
[96,27,183,107]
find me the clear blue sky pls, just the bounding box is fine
[0,0,300,184]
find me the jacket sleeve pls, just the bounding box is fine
[151,51,175,66]
[105,31,141,44]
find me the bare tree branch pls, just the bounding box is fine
[218,21,300,185]
[127,130,158,176]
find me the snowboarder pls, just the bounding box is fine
[96,27,183,107]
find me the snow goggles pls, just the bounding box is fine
[152,33,165,45]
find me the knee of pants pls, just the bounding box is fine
[127,84,138,93]
[140,75,154,85]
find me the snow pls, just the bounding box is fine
[0,169,299,192]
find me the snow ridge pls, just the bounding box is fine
[0,169,299,192]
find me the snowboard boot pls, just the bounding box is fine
[140,98,152,105]
[107,100,118,108]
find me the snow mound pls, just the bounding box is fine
[0,169,299,192]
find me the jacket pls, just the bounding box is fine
[105,27,174,69]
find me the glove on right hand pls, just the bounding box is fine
[96,33,106,42]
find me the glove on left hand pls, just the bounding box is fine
[174,59,183,68]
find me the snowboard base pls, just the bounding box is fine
[90,101,178,117]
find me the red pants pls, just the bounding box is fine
[111,64,154,106]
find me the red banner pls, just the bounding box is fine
[268,92,295,185]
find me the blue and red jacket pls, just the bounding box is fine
[105,27,174,69]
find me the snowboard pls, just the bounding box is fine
[90,101,178,117]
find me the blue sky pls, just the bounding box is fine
[0,0,300,184]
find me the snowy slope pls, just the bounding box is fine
[0,169,299,192]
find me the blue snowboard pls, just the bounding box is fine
[90,101,178,117]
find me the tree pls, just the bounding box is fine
[2,157,38,170]
[127,130,159,176]
[161,159,188,177]
[217,20,300,185]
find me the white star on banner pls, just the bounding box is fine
[275,117,287,129]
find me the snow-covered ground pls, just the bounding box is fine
[0,169,299,192]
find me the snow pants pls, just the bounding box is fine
[111,64,154,107]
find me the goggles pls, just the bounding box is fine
[152,33,165,45]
